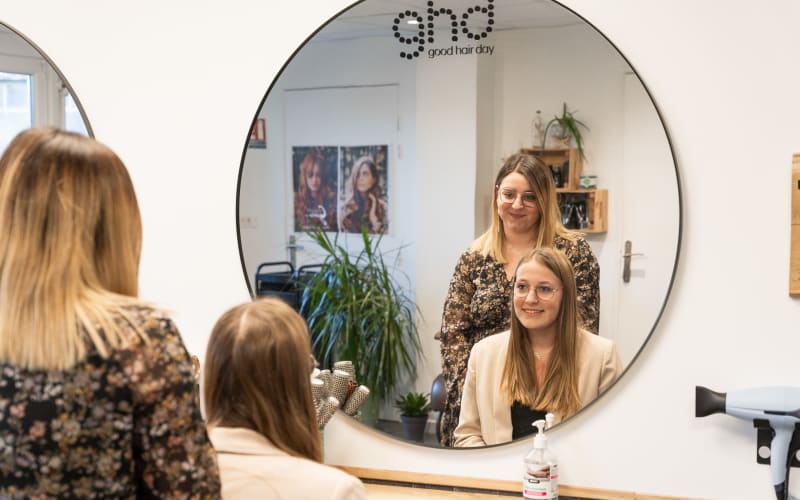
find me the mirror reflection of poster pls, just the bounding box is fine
[339,145,389,234]
[292,146,339,232]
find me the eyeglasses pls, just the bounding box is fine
[498,188,537,207]
[513,283,560,301]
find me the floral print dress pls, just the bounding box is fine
[0,306,220,499]
[438,235,599,447]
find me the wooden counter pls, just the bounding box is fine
[339,466,701,500]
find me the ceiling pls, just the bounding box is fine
[312,0,582,42]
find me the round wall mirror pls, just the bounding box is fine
[0,22,92,150]
[237,0,680,448]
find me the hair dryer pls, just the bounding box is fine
[696,386,800,500]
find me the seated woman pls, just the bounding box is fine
[0,127,220,497]
[203,297,366,500]
[453,247,621,447]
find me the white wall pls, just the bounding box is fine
[2,1,800,498]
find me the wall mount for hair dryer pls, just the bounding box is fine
[696,386,800,500]
[754,419,800,468]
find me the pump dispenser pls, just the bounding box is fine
[523,413,558,499]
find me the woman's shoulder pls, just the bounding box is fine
[472,330,510,355]
[214,427,364,499]
[553,233,590,250]
[554,234,596,262]
[578,329,615,354]
[118,304,175,338]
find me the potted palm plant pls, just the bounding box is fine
[393,391,432,442]
[299,224,421,425]
[541,102,589,160]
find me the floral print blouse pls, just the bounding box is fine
[438,235,599,447]
[0,306,220,499]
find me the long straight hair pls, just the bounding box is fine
[473,153,576,263]
[500,247,581,417]
[203,297,323,462]
[0,127,143,370]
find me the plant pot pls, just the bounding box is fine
[400,415,428,442]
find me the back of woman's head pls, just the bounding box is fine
[0,127,143,369]
[203,297,322,462]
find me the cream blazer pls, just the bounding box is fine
[209,426,366,500]
[453,329,622,447]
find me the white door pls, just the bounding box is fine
[613,73,680,365]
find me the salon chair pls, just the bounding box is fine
[431,330,445,443]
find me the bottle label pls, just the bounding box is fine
[523,463,558,499]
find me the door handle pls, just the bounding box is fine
[622,240,644,283]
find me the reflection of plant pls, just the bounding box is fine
[299,224,421,403]
[393,391,431,417]
[542,102,589,159]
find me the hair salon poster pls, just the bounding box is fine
[291,144,388,234]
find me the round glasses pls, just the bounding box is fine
[498,188,537,207]
[513,283,560,301]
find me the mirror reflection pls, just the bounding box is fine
[0,23,90,150]
[237,0,680,448]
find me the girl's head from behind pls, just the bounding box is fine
[0,126,142,297]
[0,127,142,370]
[203,297,322,462]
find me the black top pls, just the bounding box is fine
[511,401,547,440]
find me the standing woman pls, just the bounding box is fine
[0,128,220,497]
[453,248,620,447]
[204,297,366,500]
[340,155,387,234]
[438,152,600,446]
[294,148,337,231]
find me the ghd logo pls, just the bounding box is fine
[393,0,495,60]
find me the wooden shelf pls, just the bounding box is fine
[520,147,607,234]
[521,147,581,189]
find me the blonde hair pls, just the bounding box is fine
[500,247,582,417]
[203,297,323,462]
[0,127,143,370]
[472,153,576,263]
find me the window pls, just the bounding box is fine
[63,91,88,135]
[0,71,32,152]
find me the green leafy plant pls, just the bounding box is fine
[541,102,589,160]
[393,391,432,418]
[299,224,421,404]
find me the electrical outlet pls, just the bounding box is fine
[239,215,257,228]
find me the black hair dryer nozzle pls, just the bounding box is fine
[695,386,727,418]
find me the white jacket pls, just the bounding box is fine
[209,426,366,500]
[454,329,622,447]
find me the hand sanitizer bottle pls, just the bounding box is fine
[523,413,558,499]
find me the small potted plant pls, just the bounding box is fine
[393,391,432,442]
[541,102,589,159]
